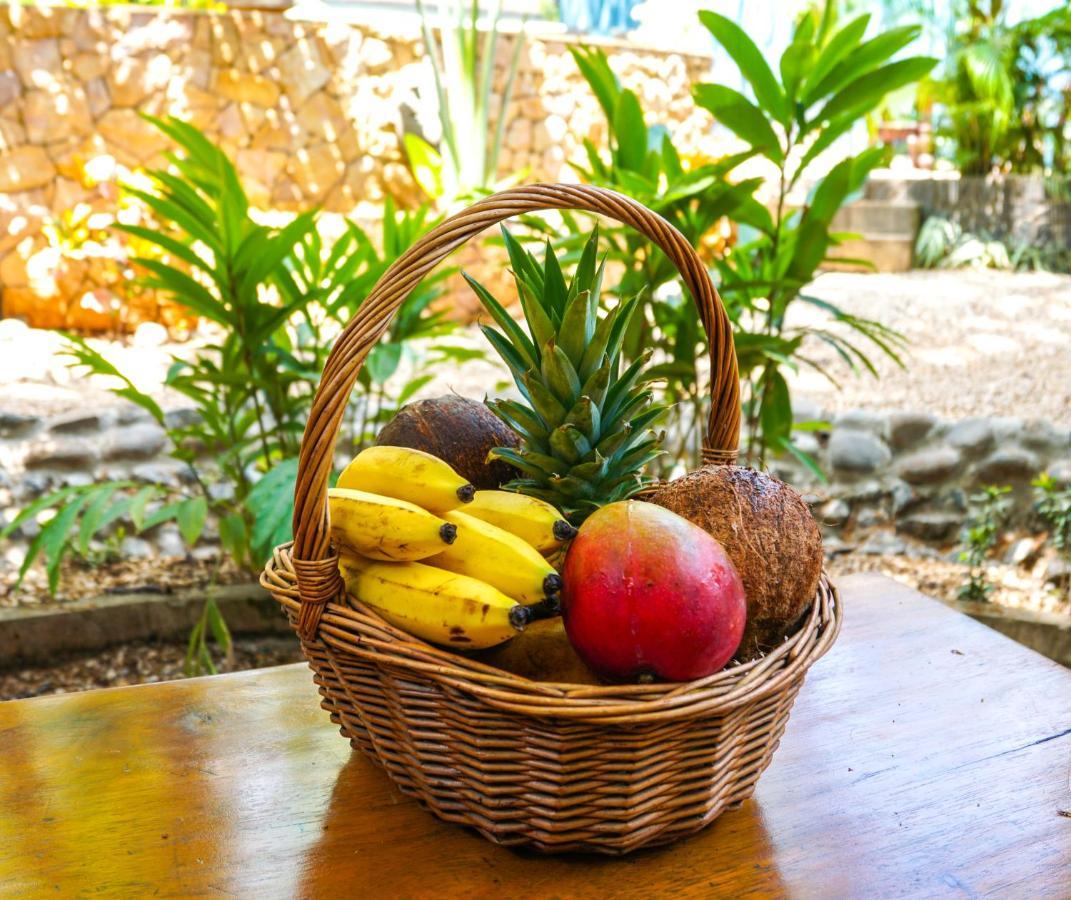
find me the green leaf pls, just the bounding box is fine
[541,342,582,406]
[396,373,436,406]
[780,38,816,106]
[462,270,538,370]
[802,14,870,100]
[488,447,562,478]
[541,240,569,323]
[792,112,857,184]
[128,486,158,532]
[500,226,545,297]
[403,132,444,200]
[694,84,783,162]
[612,89,647,172]
[564,395,599,444]
[479,324,529,382]
[804,26,923,105]
[521,371,567,425]
[134,258,229,327]
[760,369,792,446]
[487,399,548,445]
[77,485,133,556]
[604,295,641,365]
[41,494,92,594]
[113,223,212,278]
[247,457,298,561]
[205,596,232,655]
[548,424,590,465]
[774,435,827,483]
[814,56,938,124]
[569,45,619,123]
[366,342,403,385]
[699,10,788,125]
[177,496,208,546]
[557,290,592,368]
[219,513,248,564]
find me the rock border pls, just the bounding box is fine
[0,582,289,667]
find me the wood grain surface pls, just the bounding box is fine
[1,573,1068,898]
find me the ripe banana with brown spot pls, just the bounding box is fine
[328,487,456,561]
[337,554,534,649]
[462,490,577,553]
[337,445,475,514]
[426,509,563,604]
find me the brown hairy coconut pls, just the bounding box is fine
[375,395,520,489]
[651,466,823,660]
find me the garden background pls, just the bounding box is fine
[1,0,1069,695]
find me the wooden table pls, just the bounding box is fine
[1,574,1068,898]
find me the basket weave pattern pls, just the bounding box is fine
[262,184,842,854]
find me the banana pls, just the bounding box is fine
[328,487,457,561]
[338,555,533,649]
[462,490,577,553]
[425,509,563,604]
[337,445,474,514]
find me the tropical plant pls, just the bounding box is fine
[914,214,1069,272]
[1034,472,1071,599]
[465,226,664,523]
[406,0,526,200]
[914,215,1011,269]
[936,2,1071,174]
[1,118,461,671]
[958,484,1011,602]
[559,45,761,471]
[695,3,935,471]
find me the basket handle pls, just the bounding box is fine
[290,184,740,639]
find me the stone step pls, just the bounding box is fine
[822,235,916,272]
[831,199,921,236]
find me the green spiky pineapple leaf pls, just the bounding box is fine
[464,225,663,522]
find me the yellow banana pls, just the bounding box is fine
[426,509,563,604]
[462,490,577,553]
[328,487,457,561]
[338,555,532,649]
[337,445,474,514]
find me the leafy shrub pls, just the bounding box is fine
[2,118,465,670]
[406,0,525,200]
[915,215,1068,272]
[695,5,935,472]
[1034,472,1071,599]
[958,484,1011,602]
[546,45,761,472]
[935,3,1071,175]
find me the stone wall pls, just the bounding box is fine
[771,404,1071,555]
[866,171,1071,248]
[0,3,715,331]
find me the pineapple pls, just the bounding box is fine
[463,226,664,524]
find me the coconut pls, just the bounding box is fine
[651,466,823,660]
[375,395,521,489]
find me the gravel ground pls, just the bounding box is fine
[0,636,304,701]
[3,269,1070,425]
[791,269,1071,425]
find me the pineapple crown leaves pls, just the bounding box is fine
[464,224,666,521]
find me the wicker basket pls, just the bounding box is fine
[261,184,842,855]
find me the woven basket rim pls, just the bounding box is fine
[262,541,842,725]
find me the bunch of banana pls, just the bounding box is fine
[338,556,540,649]
[337,445,475,513]
[462,490,577,553]
[330,446,576,650]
